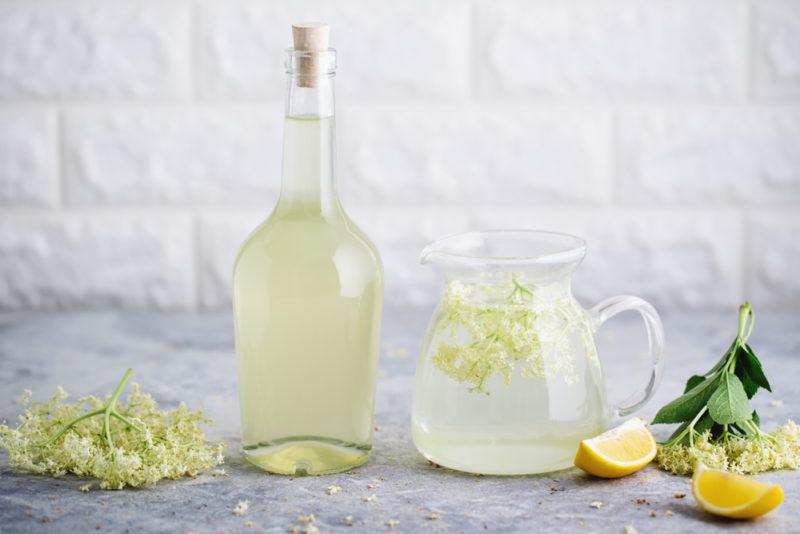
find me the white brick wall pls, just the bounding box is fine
[1,0,798,311]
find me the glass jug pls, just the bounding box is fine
[411,230,664,475]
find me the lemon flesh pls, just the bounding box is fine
[573,417,656,478]
[692,463,784,519]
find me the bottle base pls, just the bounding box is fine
[243,436,371,476]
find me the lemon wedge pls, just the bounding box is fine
[692,463,783,519]
[573,417,656,478]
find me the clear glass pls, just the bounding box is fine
[233,47,383,476]
[411,230,664,475]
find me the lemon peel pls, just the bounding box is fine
[574,418,657,478]
[692,462,783,519]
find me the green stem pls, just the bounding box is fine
[101,369,134,450]
[36,408,104,447]
[110,411,142,432]
[737,302,754,343]
[510,275,533,297]
[35,369,138,450]
[667,406,708,447]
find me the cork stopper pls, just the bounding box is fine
[292,22,330,88]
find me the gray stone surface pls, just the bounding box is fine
[0,307,798,533]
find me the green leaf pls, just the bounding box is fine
[741,344,771,392]
[695,413,716,434]
[684,375,706,393]
[752,409,760,428]
[652,375,720,425]
[665,412,716,445]
[707,373,752,425]
[734,354,759,398]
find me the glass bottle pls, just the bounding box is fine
[233,23,383,475]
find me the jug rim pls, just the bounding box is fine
[420,229,587,267]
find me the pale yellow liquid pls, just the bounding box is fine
[233,116,383,475]
[412,305,608,475]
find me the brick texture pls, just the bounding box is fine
[0,109,57,206]
[63,107,281,205]
[196,0,469,100]
[0,0,797,311]
[0,214,193,309]
[618,108,800,204]
[338,104,611,205]
[754,0,800,99]
[475,0,747,100]
[0,1,191,99]
[749,213,800,307]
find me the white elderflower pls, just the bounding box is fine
[233,500,250,517]
[431,278,596,393]
[0,369,224,489]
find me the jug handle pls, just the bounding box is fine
[590,295,665,418]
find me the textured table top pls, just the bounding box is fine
[0,307,798,533]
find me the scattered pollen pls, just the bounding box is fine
[232,500,250,517]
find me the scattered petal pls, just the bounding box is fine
[590,501,603,509]
[327,485,342,495]
[386,519,400,529]
[233,500,250,517]
[362,494,378,503]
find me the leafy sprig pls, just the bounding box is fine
[652,303,800,475]
[653,303,772,447]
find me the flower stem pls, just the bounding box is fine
[666,406,708,447]
[738,302,754,343]
[35,369,137,450]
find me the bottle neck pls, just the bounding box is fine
[277,74,340,214]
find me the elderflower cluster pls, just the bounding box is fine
[656,421,800,475]
[431,279,597,393]
[0,383,224,489]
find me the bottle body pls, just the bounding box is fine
[233,45,383,475]
[234,202,382,475]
